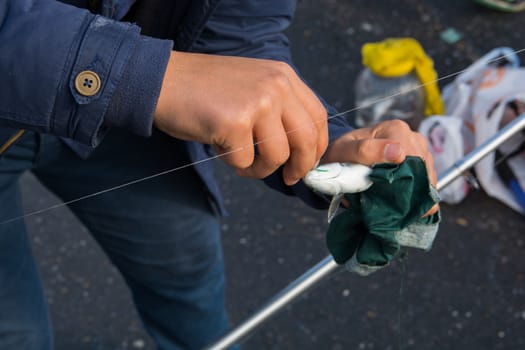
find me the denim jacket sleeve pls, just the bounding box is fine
[192,0,353,208]
[0,0,173,147]
[192,0,352,138]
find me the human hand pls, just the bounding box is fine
[154,51,328,185]
[321,119,439,216]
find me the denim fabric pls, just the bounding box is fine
[0,137,54,350]
[0,0,353,215]
[0,130,233,350]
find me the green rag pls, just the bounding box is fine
[326,156,441,275]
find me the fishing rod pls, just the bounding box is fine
[204,112,525,350]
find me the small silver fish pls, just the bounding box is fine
[303,162,373,222]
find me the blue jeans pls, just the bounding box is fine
[0,130,230,349]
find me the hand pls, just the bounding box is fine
[154,51,328,185]
[321,119,439,216]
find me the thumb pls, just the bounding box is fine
[323,138,406,166]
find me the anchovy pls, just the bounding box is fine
[303,162,373,222]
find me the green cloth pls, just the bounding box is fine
[326,156,441,275]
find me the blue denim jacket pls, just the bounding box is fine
[0,0,352,213]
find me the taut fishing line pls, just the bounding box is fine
[1,46,524,227]
[2,45,524,350]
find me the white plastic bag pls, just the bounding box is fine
[474,93,525,214]
[418,115,471,204]
[419,47,525,213]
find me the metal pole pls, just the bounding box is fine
[437,113,525,190]
[205,113,525,350]
[204,256,339,350]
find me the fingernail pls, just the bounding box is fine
[286,178,300,186]
[384,143,402,161]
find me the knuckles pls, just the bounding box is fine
[302,123,319,148]
[376,119,412,135]
[356,138,376,161]
[253,90,276,117]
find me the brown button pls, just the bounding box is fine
[74,70,101,96]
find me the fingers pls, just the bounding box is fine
[336,138,407,165]
[321,122,408,166]
[155,52,328,183]
[376,120,438,189]
[236,108,290,180]
[280,63,329,160]
[215,136,255,172]
[423,204,440,217]
[234,62,327,184]
[258,63,327,184]
[322,118,439,196]
[281,100,320,185]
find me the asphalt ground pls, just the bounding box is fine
[17,0,525,349]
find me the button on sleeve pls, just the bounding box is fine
[74,70,101,96]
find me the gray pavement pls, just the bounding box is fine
[19,0,525,349]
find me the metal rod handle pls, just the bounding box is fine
[205,113,525,350]
[437,113,525,190]
[204,256,339,350]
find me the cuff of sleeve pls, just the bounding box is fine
[52,15,172,147]
[104,36,173,138]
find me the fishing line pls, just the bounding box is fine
[2,46,525,226]
[397,249,409,350]
[0,149,241,225]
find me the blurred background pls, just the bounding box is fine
[21,0,525,349]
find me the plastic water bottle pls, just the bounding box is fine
[353,68,425,130]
